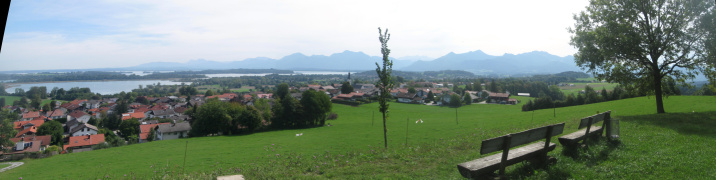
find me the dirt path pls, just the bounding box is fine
[0,162,24,173]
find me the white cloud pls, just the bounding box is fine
[0,0,589,71]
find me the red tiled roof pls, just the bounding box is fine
[13,120,45,131]
[70,99,87,105]
[10,135,52,147]
[174,107,187,113]
[15,126,38,138]
[46,109,65,117]
[69,110,89,119]
[22,111,40,119]
[122,112,146,120]
[64,134,105,150]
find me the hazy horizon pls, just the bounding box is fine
[1,0,589,71]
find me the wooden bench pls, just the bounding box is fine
[558,111,611,148]
[457,123,565,179]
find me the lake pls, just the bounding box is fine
[5,80,190,95]
[3,71,350,95]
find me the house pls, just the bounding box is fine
[46,109,66,119]
[396,92,417,103]
[156,122,192,141]
[13,119,45,131]
[22,111,41,121]
[5,139,43,155]
[256,94,272,99]
[507,99,518,105]
[15,126,38,138]
[139,123,170,143]
[69,123,99,137]
[68,110,92,123]
[150,109,177,119]
[487,92,510,104]
[85,100,101,109]
[63,134,105,153]
[517,93,530,97]
[65,119,80,133]
[8,135,52,153]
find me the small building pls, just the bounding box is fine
[487,92,510,104]
[68,110,92,123]
[156,122,191,141]
[63,134,105,153]
[396,92,417,103]
[517,93,530,97]
[69,123,99,137]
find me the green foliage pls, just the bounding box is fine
[0,109,18,148]
[119,119,141,141]
[189,99,232,136]
[340,81,354,94]
[147,128,156,142]
[3,96,716,179]
[426,91,434,102]
[449,93,462,107]
[204,90,215,97]
[238,105,261,132]
[300,89,332,126]
[408,87,416,94]
[570,0,715,113]
[463,93,472,105]
[271,96,301,128]
[275,83,290,100]
[36,120,64,146]
[376,27,394,149]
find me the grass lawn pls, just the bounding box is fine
[0,95,21,106]
[0,163,11,169]
[3,96,715,179]
[560,82,618,96]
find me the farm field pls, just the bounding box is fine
[3,96,715,179]
[559,82,618,95]
[0,96,21,106]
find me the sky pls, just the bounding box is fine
[0,0,590,71]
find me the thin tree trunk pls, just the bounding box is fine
[383,112,388,148]
[654,74,665,113]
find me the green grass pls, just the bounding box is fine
[3,96,716,179]
[0,163,11,169]
[560,83,618,96]
[1,95,21,106]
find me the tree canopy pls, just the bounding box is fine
[570,0,715,113]
[37,120,64,146]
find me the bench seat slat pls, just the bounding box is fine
[481,123,564,154]
[458,141,557,178]
[557,126,603,146]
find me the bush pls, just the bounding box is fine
[327,113,338,120]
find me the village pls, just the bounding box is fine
[1,79,521,159]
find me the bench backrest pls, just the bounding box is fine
[577,111,611,129]
[480,123,565,155]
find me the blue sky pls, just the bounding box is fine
[1,0,589,71]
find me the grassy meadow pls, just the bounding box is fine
[2,95,715,179]
[559,82,618,96]
[1,96,21,106]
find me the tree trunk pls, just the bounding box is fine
[653,73,666,114]
[383,112,388,149]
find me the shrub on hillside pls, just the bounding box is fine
[327,113,338,120]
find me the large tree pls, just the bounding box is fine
[570,0,715,113]
[340,81,354,94]
[0,109,18,149]
[375,27,394,149]
[37,120,64,146]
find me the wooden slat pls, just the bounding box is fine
[458,142,557,178]
[557,126,603,146]
[578,111,609,129]
[480,123,564,155]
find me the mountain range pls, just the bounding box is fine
[125,50,580,75]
